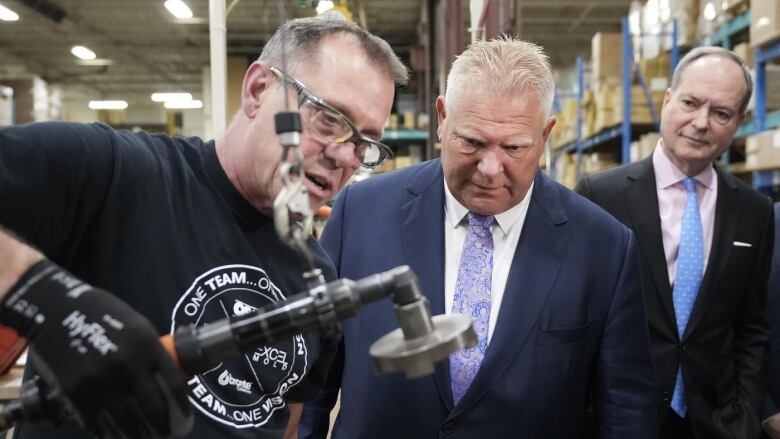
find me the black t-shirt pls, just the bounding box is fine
[0,122,338,438]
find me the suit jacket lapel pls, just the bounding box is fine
[450,171,567,417]
[624,157,678,329]
[398,160,452,408]
[683,167,740,339]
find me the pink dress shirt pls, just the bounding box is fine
[652,142,717,286]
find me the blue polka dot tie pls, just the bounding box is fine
[450,212,494,405]
[670,177,704,417]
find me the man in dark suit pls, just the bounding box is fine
[297,37,657,438]
[576,47,775,439]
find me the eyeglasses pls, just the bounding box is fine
[270,66,393,169]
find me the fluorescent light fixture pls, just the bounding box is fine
[165,0,193,19]
[756,17,771,30]
[703,2,716,21]
[151,92,192,102]
[71,45,96,60]
[0,4,19,21]
[88,100,128,110]
[165,99,203,109]
[76,58,113,66]
[316,0,334,15]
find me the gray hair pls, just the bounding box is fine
[259,16,408,86]
[445,37,554,117]
[671,46,753,114]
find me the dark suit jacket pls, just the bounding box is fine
[576,156,774,439]
[299,159,657,438]
[766,203,780,416]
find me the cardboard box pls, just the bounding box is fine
[662,0,699,49]
[746,129,780,169]
[751,0,780,47]
[746,65,780,112]
[733,42,754,68]
[584,152,618,175]
[394,155,414,169]
[631,132,661,162]
[592,33,623,80]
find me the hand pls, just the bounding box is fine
[0,260,193,438]
[764,412,780,439]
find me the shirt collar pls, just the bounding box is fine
[652,140,716,191]
[443,178,534,236]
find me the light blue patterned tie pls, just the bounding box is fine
[670,177,704,417]
[450,212,494,405]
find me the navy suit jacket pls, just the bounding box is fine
[300,160,657,438]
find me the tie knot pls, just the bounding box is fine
[682,177,697,193]
[467,212,494,230]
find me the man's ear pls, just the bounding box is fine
[241,61,275,118]
[435,96,447,141]
[542,116,556,144]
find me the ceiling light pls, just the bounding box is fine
[165,99,203,109]
[71,45,96,60]
[0,4,19,21]
[703,2,717,21]
[316,1,334,15]
[76,58,113,66]
[755,17,771,30]
[88,100,128,110]
[151,92,192,102]
[165,0,193,19]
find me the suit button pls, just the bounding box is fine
[681,344,687,350]
[661,392,671,403]
[442,422,456,434]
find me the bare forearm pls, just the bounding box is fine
[0,227,44,295]
[284,403,302,439]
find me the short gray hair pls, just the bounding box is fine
[671,46,752,114]
[259,16,408,86]
[445,37,554,117]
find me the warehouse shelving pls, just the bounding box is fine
[746,38,780,193]
[383,130,428,141]
[697,10,750,49]
[619,17,679,165]
[551,17,678,180]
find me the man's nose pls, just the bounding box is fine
[690,107,709,131]
[477,149,503,177]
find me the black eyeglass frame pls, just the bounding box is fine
[269,66,393,169]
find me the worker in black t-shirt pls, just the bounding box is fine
[0,16,407,439]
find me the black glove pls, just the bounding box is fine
[0,260,193,438]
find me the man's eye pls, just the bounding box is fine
[320,112,341,125]
[681,99,695,108]
[714,111,731,121]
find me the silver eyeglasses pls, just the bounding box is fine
[270,66,393,169]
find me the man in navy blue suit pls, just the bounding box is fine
[298,37,658,438]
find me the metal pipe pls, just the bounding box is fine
[209,0,227,135]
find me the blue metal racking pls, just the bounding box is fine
[552,17,679,180]
[750,38,780,193]
[620,17,679,164]
[698,10,750,49]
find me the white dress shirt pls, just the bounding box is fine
[443,180,533,343]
